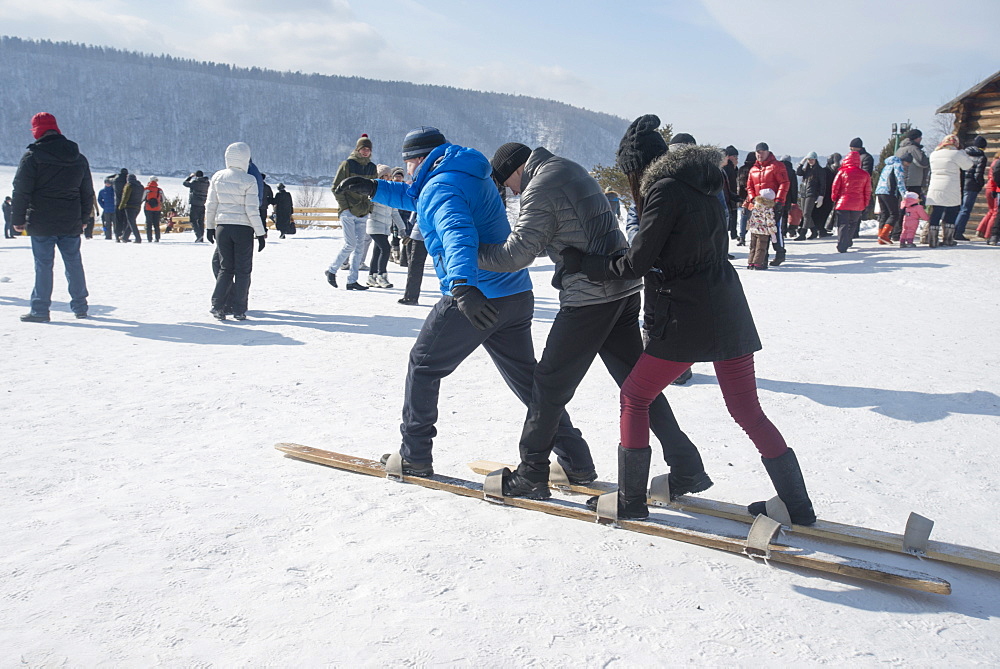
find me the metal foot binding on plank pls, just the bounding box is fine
[745,514,783,559]
[484,468,508,504]
[648,474,671,507]
[548,463,571,489]
[383,452,404,482]
[595,492,619,526]
[764,495,793,527]
[903,512,934,555]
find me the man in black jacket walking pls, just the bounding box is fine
[12,113,93,322]
[955,136,989,241]
[183,170,210,242]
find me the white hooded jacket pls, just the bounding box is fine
[926,146,976,208]
[206,142,265,236]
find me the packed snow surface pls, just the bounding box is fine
[2,168,999,665]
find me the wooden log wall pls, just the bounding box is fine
[955,82,1000,230]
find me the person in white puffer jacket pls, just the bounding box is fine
[206,141,267,320]
[365,164,404,288]
[925,133,976,247]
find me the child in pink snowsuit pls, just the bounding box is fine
[900,192,929,248]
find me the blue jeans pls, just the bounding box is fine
[30,235,89,316]
[953,189,981,237]
[738,207,751,240]
[328,212,367,284]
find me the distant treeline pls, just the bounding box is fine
[0,36,628,183]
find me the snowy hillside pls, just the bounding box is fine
[1,161,999,663]
[0,37,628,181]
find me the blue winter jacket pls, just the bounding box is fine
[373,143,532,298]
[875,156,907,197]
[247,160,265,206]
[97,185,116,213]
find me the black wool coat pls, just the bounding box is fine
[581,145,761,363]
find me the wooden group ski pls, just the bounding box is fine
[276,443,951,594]
[468,460,1000,575]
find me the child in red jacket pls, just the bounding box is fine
[899,192,929,248]
[830,151,872,253]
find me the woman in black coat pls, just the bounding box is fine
[563,114,816,525]
[273,183,295,238]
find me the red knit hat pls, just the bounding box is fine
[31,112,61,140]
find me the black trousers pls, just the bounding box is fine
[189,204,206,241]
[400,290,593,472]
[145,210,161,241]
[122,208,141,242]
[102,212,114,239]
[402,239,427,302]
[115,207,129,239]
[877,194,901,236]
[517,292,703,481]
[211,225,254,314]
[83,216,95,239]
[369,233,391,275]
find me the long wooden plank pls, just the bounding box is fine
[276,444,950,595]
[469,460,1000,574]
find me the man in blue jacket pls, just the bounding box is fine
[97,177,116,239]
[337,126,594,479]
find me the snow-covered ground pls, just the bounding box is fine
[2,163,999,665]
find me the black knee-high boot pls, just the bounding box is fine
[748,448,816,525]
[586,445,651,519]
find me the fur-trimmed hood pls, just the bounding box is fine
[640,145,725,198]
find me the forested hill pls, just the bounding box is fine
[0,36,628,182]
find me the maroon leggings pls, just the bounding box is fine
[620,352,788,459]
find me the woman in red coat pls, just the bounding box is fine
[976,155,1000,241]
[830,151,872,253]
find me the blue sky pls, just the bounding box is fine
[2,0,995,157]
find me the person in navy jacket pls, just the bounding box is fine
[97,178,116,239]
[337,126,593,479]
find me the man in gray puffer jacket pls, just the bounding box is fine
[479,143,708,499]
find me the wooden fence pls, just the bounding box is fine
[163,207,340,233]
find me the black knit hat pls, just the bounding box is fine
[670,132,697,146]
[755,142,769,151]
[401,126,447,160]
[491,143,531,184]
[850,137,863,149]
[195,170,204,177]
[906,128,922,141]
[724,145,739,157]
[973,135,988,149]
[616,114,668,175]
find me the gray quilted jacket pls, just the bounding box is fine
[478,147,640,307]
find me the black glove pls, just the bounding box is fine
[451,284,499,331]
[257,235,266,252]
[560,247,585,274]
[335,177,377,198]
[206,229,216,244]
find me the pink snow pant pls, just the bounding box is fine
[900,218,920,245]
[620,352,788,459]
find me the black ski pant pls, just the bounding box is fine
[145,210,161,242]
[877,194,901,237]
[83,216,95,239]
[102,212,114,239]
[517,292,703,482]
[369,233,391,276]
[189,204,206,241]
[400,290,593,473]
[115,207,129,240]
[211,225,254,314]
[402,239,427,302]
[836,210,862,252]
[122,208,141,242]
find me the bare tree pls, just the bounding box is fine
[927,112,956,149]
[296,181,326,208]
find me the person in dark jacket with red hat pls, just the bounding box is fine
[563,114,816,526]
[11,112,94,322]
